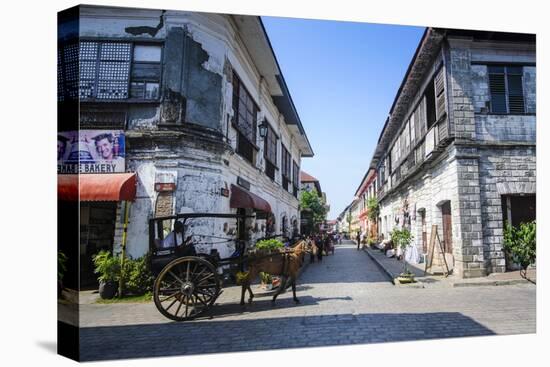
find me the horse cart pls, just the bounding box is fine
[149,213,310,322]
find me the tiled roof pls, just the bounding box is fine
[300,170,318,182]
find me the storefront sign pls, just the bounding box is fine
[237,176,251,191]
[155,183,176,192]
[57,130,125,174]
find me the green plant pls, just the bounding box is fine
[367,236,376,246]
[391,228,414,274]
[300,189,328,231]
[259,271,272,284]
[503,221,536,280]
[122,254,154,295]
[58,250,68,282]
[256,238,284,251]
[367,197,380,221]
[93,250,121,283]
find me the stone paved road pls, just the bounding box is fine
[78,241,536,361]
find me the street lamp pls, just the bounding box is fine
[258,119,268,139]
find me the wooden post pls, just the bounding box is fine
[118,201,131,298]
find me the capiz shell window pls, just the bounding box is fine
[69,41,162,100]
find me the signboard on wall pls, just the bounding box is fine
[57,130,125,174]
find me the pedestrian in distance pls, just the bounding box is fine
[316,235,323,262]
[356,231,361,250]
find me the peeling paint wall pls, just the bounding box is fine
[80,6,306,261]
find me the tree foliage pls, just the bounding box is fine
[503,221,536,280]
[367,197,380,221]
[300,189,327,227]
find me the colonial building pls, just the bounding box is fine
[354,168,378,238]
[366,28,535,278]
[58,5,314,286]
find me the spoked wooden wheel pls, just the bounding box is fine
[153,256,220,321]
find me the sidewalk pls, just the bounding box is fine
[363,246,536,288]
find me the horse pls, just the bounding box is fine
[239,239,316,305]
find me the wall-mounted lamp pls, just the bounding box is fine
[258,119,268,139]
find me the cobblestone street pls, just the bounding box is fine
[78,241,536,361]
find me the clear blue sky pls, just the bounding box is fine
[262,16,425,219]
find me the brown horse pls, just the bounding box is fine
[240,239,316,305]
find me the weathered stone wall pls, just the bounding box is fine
[378,145,463,275]
[470,64,536,142]
[447,44,476,141]
[478,146,536,273]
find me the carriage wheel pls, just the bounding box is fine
[153,256,220,322]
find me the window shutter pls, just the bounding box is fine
[488,67,507,113]
[507,71,525,114]
[435,68,446,120]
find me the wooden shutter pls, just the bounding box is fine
[507,66,525,114]
[435,68,446,120]
[488,66,507,113]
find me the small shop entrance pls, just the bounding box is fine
[80,201,117,288]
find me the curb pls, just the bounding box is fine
[363,247,535,288]
[452,279,535,287]
[362,247,425,288]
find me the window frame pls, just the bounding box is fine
[488,64,526,115]
[232,72,260,148]
[292,160,300,198]
[263,122,278,168]
[281,144,292,191]
[75,38,164,103]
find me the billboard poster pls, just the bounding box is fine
[57,130,125,174]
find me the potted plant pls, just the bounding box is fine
[503,220,536,282]
[391,228,415,283]
[255,238,284,252]
[93,250,120,299]
[259,272,273,290]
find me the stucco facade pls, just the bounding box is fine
[69,6,314,261]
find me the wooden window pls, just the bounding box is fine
[232,72,258,144]
[237,132,255,165]
[292,160,299,198]
[414,97,427,138]
[281,144,291,191]
[264,123,278,167]
[65,41,162,101]
[130,45,162,99]
[426,78,436,128]
[264,123,277,181]
[489,66,525,114]
[434,67,447,121]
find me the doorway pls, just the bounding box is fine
[441,201,453,254]
[80,201,117,288]
[419,209,427,253]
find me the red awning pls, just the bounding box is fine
[229,184,272,213]
[58,173,137,202]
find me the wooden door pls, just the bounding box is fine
[441,202,453,253]
[421,210,427,253]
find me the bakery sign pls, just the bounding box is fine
[57,130,125,174]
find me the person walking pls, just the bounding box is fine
[356,231,361,250]
[316,235,324,262]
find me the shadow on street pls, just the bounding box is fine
[79,311,496,361]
